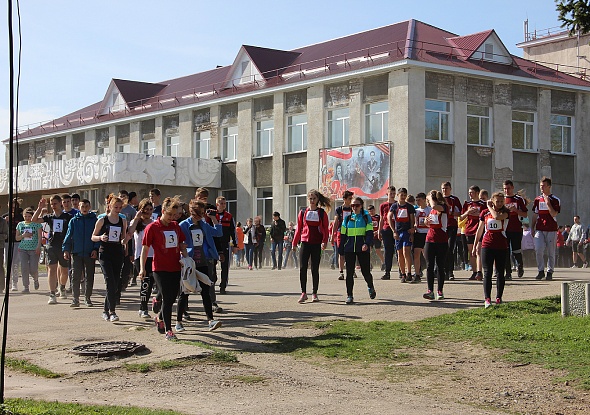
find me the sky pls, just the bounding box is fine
[0,0,565,168]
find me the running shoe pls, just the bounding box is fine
[85,298,94,307]
[208,320,222,331]
[380,274,390,280]
[409,274,421,284]
[21,288,30,294]
[109,313,119,322]
[475,272,483,281]
[423,290,434,300]
[505,274,512,281]
[212,303,223,313]
[448,273,455,281]
[436,291,445,300]
[47,294,57,305]
[152,297,161,314]
[484,298,492,309]
[138,310,150,319]
[469,272,477,280]
[155,316,165,334]
[311,294,319,302]
[10,286,17,292]
[175,322,185,332]
[345,296,354,304]
[298,293,308,303]
[59,286,67,299]
[102,312,110,321]
[368,287,376,299]
[70,299,80,308]
[400,274,407,283]
[33,280,40,290]
[165,330,177,341]
[517,267,524,278]
[496,297,502,305]
[535,271,545,280]
[546,271,553,281]
[330,264,335,270]
[338,272,344,280]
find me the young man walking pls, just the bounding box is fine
[532,177,560,280]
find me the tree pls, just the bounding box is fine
[556,0,590,34]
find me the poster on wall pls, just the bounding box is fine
[319,143,391,200]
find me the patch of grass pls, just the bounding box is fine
[1,398,185,414]
[232,374,266,384]
[271,297,590,389]
[178,340,239,363]
[5,358,61,379]
[122,363,151,373]
[122,353,234,374]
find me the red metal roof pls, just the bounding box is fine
[15,19,590,140]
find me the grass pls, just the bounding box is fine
[232,374,266,383]
[178,340,239,363]
[271,296,590,389]
[123,347,237,373]
[0,398,185,414]
[4,358,61,379]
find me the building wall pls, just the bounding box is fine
[521,34,590,74]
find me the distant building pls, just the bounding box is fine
[4,19,590,223]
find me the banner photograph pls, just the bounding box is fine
[320,143,391,200]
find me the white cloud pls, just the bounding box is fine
[0,107,60,169]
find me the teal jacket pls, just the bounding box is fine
[339,210,374,253]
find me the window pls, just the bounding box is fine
[467,105,491,146]
[116,124,130,153]
[222,189,237,216]
[287,114,307,152]
[222,126,238,161]
[484,44,493,60]
[55,136,66,161]
[195,130,211,158]
[512,111,535,150]
[35,141,46,164]
[78,188,99,210]
[365,101,388,143]
[550,115,573,153]
[256,187,273,226]
[256,120,274,156]
[96,128,110,155]
[288,184,307,224]
[328,107,350,148]
[425,100,451,141]
[164,115,179,157]
[72,133,85,158]
[141,119,156,156]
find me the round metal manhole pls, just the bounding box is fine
[71,341,146,357]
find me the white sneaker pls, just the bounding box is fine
[484,298,492,309]
[208,320,222,331]
[138,310,150,319]
[109,313,119,322]
[47,294,57,305]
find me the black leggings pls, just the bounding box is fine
[481,247,507,300]
[99,247,124,313]
[445,226,458,274]
[299,242,321,294]
[153,271,181,332]
[254,244,264,268]
[344,250,374,297]
[136,258,154,311]
[381,228,395,276]
[177,266,214,321]
[424,242,447,293]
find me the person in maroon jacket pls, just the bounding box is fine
[460,185,486,281]
[422,190,448,301]
[292,189,331,303]
[532,176,560,281]
[441,182,461,280]
[472,192,510,308]
[502,180,529,279]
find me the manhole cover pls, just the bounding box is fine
[71,341,145,357]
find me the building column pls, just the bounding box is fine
[389,67,425,193]
[492,101,513,191]
[575,91,590,219]
[65,133,73,159]
[108,126,116,155]
[538,88,551,178]
[348,79,362,146]
[154,116,163,156]
[209,105,220,159]
[130,122,140,153]
[273,92,286,216]
[453,100,468,195]
[236,100,253,216]
[307,84,324,190]
[84,130,96,156]
[178,110,192,158]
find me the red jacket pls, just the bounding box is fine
[293,207,329,246]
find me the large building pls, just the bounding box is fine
[3,19,590,224]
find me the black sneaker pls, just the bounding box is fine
[448,273,454,281]
[535,271,545,280]
[546,271,553,281]
[469,272,477,280]
[517,266,524,278]
[219,288,227,294]
[380,274,390,280]
[505,274,512,281]
[409,274,421,284]
[381,263,386,271]
[338,272,344,281]
[212,303,223,313]
[368,287,376,299]
[400,274,407,283]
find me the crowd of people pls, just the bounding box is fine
[0,175,581,339]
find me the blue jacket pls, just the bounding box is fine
[339,209,374,253]
[63,211,100,256]
[179,216,223,261]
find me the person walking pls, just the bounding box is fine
[566,215,587,268]
[422,190,448,301]
[339,197,376,304]
[532,176,560,281]
[15,208,43,293]
[62,199,99,307]
[253,216,265,270]
[243,218,256,270]
[270,212,287,270]
[378,186,396,280]
[283,221,298,269]
[292,189,331,303]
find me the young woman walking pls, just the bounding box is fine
[292,189,331,303]
[423,190,448,301]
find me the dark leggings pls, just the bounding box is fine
[424,242,447,293]
[254,244,264,268]
[99,248,124,313]
[481,247,507,300]
[344,250,374,297]
[177,266,214,321]
[299,242,321,294]
[381,228,395,276]
[445,226,458,274]
[136,258,153,311]
[505,231,524,275]
[153,271,181,332]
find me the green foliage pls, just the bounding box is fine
[5,358,61,379]
[556,0,590,34]
[1,399,184,415]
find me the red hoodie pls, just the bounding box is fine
[292,207,329,246]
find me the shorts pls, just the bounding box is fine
[573,240,587,253]
[465,234,476,245]
[47,246,69,267]
[413,232,426,249]
[394,230,412,250]
[373,239,382,249]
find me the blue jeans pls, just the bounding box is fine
[283,244,299,268]
[245,243,254,267]
[271,240,284,269]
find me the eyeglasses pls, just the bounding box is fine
[351,203,361,207]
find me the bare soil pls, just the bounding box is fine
[4,266,590,414]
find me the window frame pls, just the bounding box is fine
[425,99,452,142]
[511,110,536,151]
[255,120,274,157]
[466,105,492,147]
[256,187,273,227]
[550,114,574,154]
[194,130,211,159]
[365,101,389,143]
[222,125,238,162]
[222,189,237,216]
[287,113,308,153]
[327,107,350,148]
[288,183,307,225]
